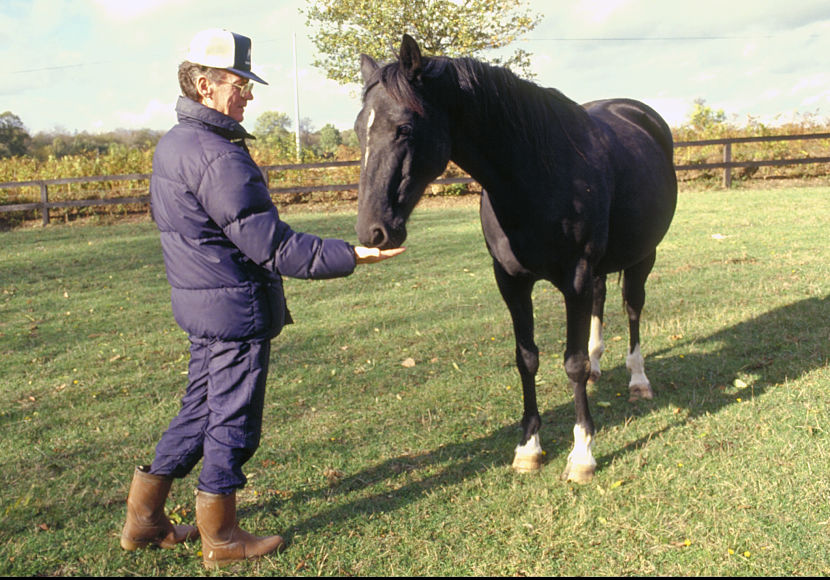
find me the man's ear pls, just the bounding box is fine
[196,75,212,102]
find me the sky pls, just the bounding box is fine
[3,0,830,136]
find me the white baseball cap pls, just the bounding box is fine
[186,28,268,85]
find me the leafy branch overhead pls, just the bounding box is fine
[302,0,542,85]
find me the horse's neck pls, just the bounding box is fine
[445,70,600,195]
[448,94,510,178]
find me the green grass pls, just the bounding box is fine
[0,187,828,576]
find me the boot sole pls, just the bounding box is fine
[121,535,192,550]
[121,536,152,551]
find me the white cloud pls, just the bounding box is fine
[801,90,830,109]
[574,0,633,24]
[90,0,187,21]
[741,42,758,57]
[789,74,830,97]
[640,97,690,127]
[114,98,177,129]
[30,0,71,34]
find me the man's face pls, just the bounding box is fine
[205,71,254,122]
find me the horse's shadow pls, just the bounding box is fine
[256,295,828,539]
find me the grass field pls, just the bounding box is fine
[0,187,828,576]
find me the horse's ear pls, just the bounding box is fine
[399,34,422,81]
[360,54,379,84]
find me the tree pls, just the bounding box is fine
[251,110,296,159]
[341,128,359,148]
[686,98,728,133]
[0,112,31,158]
[253,111,292,140]
[303,0,541,85]
[318,123,342,154]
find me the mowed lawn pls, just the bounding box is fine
[0,187,827,576]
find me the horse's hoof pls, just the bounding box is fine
[628,381,654,402]
[512,452,542,473]
[561,461,595,484]
[588,370,601,385]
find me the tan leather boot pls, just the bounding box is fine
[120,466,199,550]
[196,490,286,568]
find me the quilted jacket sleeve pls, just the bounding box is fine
[196,148,356,280]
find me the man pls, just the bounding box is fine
[120,28,402,568]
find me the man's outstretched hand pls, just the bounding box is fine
[354,246,406,264]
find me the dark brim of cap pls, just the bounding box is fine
[228,67,268,85]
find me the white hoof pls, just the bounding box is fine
[561,459,596,484]
[628,381,654,402]
[561,425,596,483]
[512,453,542,473]
[512,433,543,473]
[626,345,653,402]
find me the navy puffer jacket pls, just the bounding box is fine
[150,97,356,341]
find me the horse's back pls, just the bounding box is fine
[583,99,678,273]
[583,98,674,160]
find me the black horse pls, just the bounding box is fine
[355,35,677,482]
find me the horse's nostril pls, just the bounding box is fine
[369,226,387,248]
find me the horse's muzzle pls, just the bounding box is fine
[359,223,407,249]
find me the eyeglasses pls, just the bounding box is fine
[217,79,254,97]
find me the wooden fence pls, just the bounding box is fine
[674,132,830,188]
[2,132,830,225]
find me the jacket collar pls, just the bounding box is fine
[175,96,255,141]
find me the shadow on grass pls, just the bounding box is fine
[258,295,829,540]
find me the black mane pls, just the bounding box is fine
[366,54,591,152]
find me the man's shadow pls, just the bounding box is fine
[256,295,828,539]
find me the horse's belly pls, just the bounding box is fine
[599,204,674,273]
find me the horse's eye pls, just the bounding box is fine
[396,125,413,139]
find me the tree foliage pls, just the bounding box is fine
[250,111,353,161]
[686,98,728,132]
[0,111,31,158]
[318,123,343,154]
[303,0,541,85]
[253,111,293,139]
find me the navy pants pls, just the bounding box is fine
[149,336,271,494]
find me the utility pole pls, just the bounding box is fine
[293,32,301,163]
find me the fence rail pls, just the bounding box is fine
[673,131,830,188]
[3,132,830,225]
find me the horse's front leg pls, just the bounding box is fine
[492,263,543,472]
[561,278,596,484]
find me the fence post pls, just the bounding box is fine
[40,182,50,226]
[723,142,732,189]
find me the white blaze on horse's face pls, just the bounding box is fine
[364,108,376,167]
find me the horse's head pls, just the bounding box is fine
[354,35,452,249]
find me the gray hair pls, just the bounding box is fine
[178,61,224,101]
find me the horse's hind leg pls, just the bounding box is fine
[588,274,607,384]
[492,263,543,473]
[623,251,657,402]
